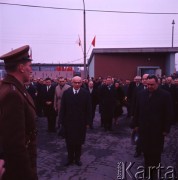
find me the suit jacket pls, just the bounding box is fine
[127,82,143,103]
[25,84,37,103]
[43,85,56,116]
[131,83,144,116]
[54,84,70,115]
[0,74,38,180]
[133,88,173,154]
[99,84,117,118]
[36,83,45,103]
[114,86,125,117]
[86,87,98,108]
[161,84,176,119]
[60,87,92,144]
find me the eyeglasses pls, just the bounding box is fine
[59,81,65,83]
[73,82,81,84]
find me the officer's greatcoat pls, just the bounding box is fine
[0,74,38,180]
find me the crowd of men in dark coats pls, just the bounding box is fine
[24,73,178,178]
[25,74,178,122]
[25,75,126,132]
[24,74,178,132]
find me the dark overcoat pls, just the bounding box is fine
[133,88,173,154]
[0,75,38,180]
[43,85,56,117]
[36,82,45,116]
[26,84,37,103]
[114,87,125,118]
[86,87,98,107]
[99,84,117,119]
[86,87,98,119]
[60,87,92,144]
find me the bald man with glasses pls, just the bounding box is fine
[60,76,92,166]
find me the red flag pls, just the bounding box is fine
[91,36,96,47]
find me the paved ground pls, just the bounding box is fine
[37,107,178,180]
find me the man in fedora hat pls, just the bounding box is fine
[0,45,38,180]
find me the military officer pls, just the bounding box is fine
[0,45,38,180]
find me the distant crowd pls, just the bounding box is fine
[22,73,178,128]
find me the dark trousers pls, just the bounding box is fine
[66,141,82,162]
[47,114,56,132]
[90,104,96,128]
[100,113,104,127]
[99,104,104,126]
[175,103,178,122]
[127,102,132,117]
[144,152,161,179]
[103,117,113,131]
[135,136,142,154]
[36,99,44,117]
[44,105,57,132]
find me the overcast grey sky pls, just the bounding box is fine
[0,0,178,66]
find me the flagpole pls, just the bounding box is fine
[172,20,175,48]
[83,0,87,79]
[87,44,92,56]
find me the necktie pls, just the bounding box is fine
[47,86,50,92]
[75,90,77,94]
[60,85,63,90]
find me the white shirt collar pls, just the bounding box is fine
[73,88,80,94]
[89,88,93,93]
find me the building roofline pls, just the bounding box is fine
[0,62,84,67]
[88,47,178,64]
[31,63,84,67]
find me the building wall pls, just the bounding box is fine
[0,63,78,79]
[166,53,175,75]
[32,71,73,79]
[94,53,167,80]
[88,56,95,78]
